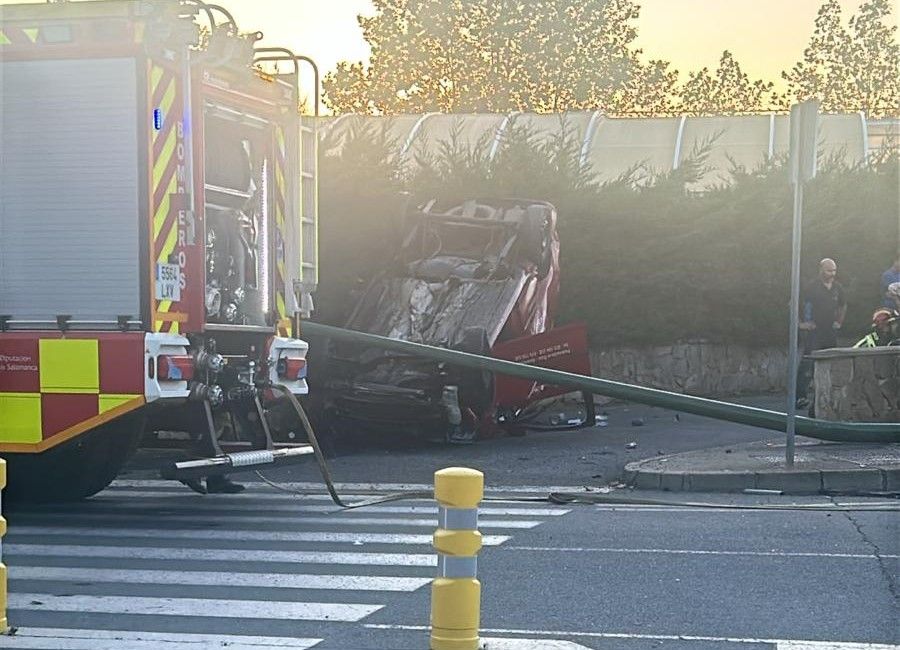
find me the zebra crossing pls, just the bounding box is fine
[1,480,571,649]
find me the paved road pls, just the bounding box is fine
[472,497,900,649]
[2,480,571,649]
[3,480,898,649]
[125,394,791,489]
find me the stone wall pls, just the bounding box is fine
[590,342,787,397]
[812,348,900,421]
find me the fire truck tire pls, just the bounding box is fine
[4,410,145,504]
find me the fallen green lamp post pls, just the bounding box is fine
[301,321,900,444]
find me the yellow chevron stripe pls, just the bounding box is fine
[150,65,163,92]
[275,164,285,195]
[276,292,287,318]
[152,127,177,188]
[156,219,179,265]
[154,319,180,334]
[153,173,178,239]
[152,78,177,137]
[24,27,39,43]
[0,31,11,46]
[275,166,286,227]
[154,315,180,334]
[154,173,180,334]
[276,126,286,155]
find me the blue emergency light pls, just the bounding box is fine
[153,109,163,131]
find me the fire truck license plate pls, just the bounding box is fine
[155,263,182,302]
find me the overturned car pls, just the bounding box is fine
[322,198,585,443]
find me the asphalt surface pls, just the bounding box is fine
[2,483,897,649]
[3,394,898,649]
[123,394,791,488]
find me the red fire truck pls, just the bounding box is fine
[0,0,318,501]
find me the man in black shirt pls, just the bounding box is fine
[800,258,847,348]
[796,258,847,408]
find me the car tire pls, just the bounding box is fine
[452,327,494,415]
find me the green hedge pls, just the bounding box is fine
[317,121,899,347]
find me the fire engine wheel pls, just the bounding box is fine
[4,410,145,504]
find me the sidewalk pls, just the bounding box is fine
[624,437,900,494]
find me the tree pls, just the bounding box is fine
[678,51,777,115]
[782,0,899,117]
[619,57,680,116]
[322,0,678,115]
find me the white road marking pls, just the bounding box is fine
[10,566,431,592]
[5,544,438,566]
[45,500,569,517]
[8,525,510,546]
[2,628,322,649]
[482,639,594,649]
[585,506,900,513]
[20,512,541,529]
[503,546,898,560]
[366,624,900,648]
[10,593,381,622]
[110,479,589,493]
[775,641,900,650]
[96,490,425,502]
[778,643,900,649]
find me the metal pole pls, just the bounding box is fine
[299,321,900,442]
[294,56,320,117]
[786,181,804,466]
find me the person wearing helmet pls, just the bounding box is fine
[854,308,900,347]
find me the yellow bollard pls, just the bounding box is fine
[430,467,484,650]
[0,458,7,634]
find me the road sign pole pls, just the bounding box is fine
[786,99,820,467]
[786,181,804,467]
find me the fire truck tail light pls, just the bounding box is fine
[277,357,307,380]
[158,355,195,381]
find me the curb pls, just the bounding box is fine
[624,464,900,495]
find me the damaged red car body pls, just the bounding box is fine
[323,198,589,442]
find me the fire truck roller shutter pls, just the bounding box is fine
[0,58,141,323]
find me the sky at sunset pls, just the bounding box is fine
[215,0,871,96]
[1,0,876,108]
